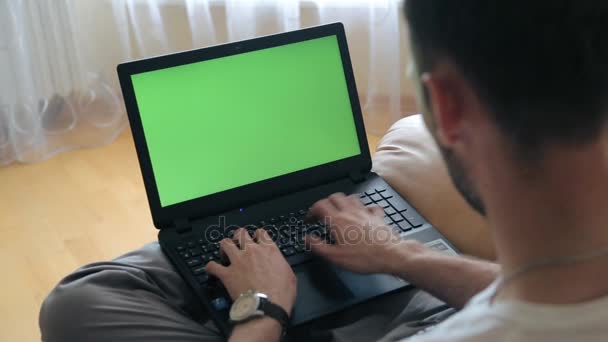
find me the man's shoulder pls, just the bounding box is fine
[402,288,608,342]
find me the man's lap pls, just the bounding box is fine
[39,243,451,342]
[39,242,223,342]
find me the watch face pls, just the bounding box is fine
[230,294,259,321]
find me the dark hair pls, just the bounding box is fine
[405,0,608,149]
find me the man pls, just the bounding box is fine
[40,0,608,341]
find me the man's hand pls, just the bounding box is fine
[205,228,297,314]
[307,192,500,309]
[306,193,426,275]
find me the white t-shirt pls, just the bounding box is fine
[406,281,608,342]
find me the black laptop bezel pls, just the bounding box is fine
[117,23,371,229]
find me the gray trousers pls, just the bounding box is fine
[39,243,454,342]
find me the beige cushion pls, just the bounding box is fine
[372,114,495,260]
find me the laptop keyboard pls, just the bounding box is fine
[175,187,424,286]
[360,188,424,232]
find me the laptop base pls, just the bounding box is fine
[159,173,458,336]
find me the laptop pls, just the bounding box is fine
[117,23,458,336]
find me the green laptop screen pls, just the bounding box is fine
[131,35,361,207]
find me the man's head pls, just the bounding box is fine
[404,0,608,215]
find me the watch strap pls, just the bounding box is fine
[258,297,290,334]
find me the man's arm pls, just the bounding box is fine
[206,229,296,342]
[207,193,498,342]
[389,242,499,308]
[307,193,499,309]
[229,317,282,342]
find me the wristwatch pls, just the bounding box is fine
[229,290,290,334]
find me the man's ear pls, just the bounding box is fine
[421,72,465,147]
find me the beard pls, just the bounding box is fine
[410,62,487,216]
[438,144,487,216]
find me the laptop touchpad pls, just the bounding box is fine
[305,260,353,300]
[291,260,355,323]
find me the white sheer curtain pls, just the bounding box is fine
[0,0,416,166]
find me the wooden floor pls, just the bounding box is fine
[0,130,383,342]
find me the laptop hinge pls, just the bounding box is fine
[349,170,368,184]
[174,218,193,234]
